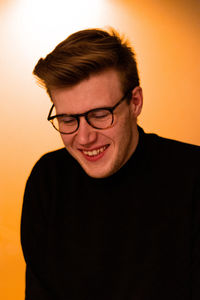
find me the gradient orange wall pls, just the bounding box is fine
[0,0,199,299]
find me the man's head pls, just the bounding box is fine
[33,28,143,178]
[33,28,140,95]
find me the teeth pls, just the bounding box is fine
[83,146,107,157]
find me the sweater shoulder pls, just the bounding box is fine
[38,147,68,164]
[143,131,200,173]
[145,131,199,155]
[27,148,74,182]
[33,147,67,168]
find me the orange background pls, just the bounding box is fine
[0,0,199,299]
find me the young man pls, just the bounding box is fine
[21,28,200,299]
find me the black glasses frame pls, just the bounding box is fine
[47,88,133,134]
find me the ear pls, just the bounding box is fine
[129,86,143,118]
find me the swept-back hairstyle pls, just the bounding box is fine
[33,28,140,96]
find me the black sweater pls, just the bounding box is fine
[21,127,200,300]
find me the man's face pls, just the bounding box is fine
[50,69,143,178]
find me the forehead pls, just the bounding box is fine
[50,69,123,114]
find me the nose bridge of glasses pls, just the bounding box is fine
[76,110,98,128]
[75,114,98,145]
[78,112,93,129]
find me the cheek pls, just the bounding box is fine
[113,118,130,141]
[60,134,74,147]
[113,116,134,148]
[103,117,128,145]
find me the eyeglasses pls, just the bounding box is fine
[47,88,133,134]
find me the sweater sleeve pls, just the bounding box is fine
[21,160,54,300]
[25,266,53,300]
[192,170,200,299]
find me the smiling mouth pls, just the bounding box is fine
[81,145,109,157]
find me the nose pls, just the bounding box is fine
[75,116,97,146]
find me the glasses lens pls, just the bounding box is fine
[88,109,112,129]
[52,116,78,134]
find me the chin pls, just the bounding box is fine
[82,165,112,179]
[80,159,118,178]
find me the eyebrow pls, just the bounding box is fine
[55,104,114,117]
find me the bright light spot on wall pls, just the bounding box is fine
[4,0,107,62]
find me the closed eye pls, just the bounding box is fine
[57,116,77,124]
[89,110,110,119]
